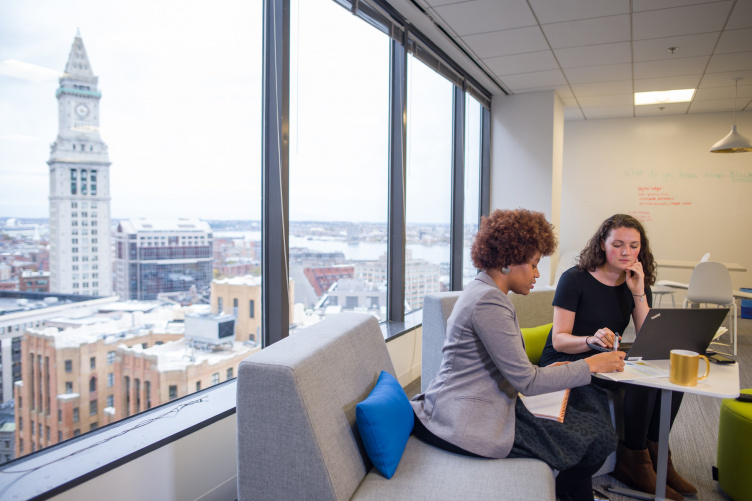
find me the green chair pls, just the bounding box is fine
[717,388,752,501]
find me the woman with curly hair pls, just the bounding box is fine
[411,209,625,501]
[539,214,691,501]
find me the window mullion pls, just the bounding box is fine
[479,105,491,219]
[387,35,407,322]
[261,0,290,347]
[450,85,465,291]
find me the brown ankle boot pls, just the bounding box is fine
[647,440,698,495]
[611,443,684,501]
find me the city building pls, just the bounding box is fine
[14,301,254,458]
[211,275,295,342]
[0,291,118,406]
[303,265,354,296]
[356,252,441,311]
[114,218,214,301]
[0,405,15,465]
[19,271,50,293]
[315,278,386,317]
[47,32,112,296]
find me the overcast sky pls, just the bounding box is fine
[0,0,474,224]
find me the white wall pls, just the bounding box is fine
[560,111,752,292]
[490,91,565,284]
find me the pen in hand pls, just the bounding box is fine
[613,333,620,352]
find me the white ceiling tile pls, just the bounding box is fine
[528,0,630,24]
[564,107,585,120]
[634,102,690,116]
[716,28,752,54]
[633,3,731,40]
[634,75,703,92]
[633,0,722,12]
[564,63,633,84]
[633,33,719,61]
[694,84,752,100]
[700,69,752,88]
[554,85,574,99]
[571,80,634,97]
[498,69,568,92]
[560,96,579,107]
[555,42,631,68]
[433,0,536,36]
[484,50,558,75]
[582,105,635,119]
[688,97,739,113]
[425,0,470,7]
[542,14,630,49]
[726,0,752,30]
[461,26,548,59]
[634,56,710,79]
[576,94,634,108]
[706,52,752,73]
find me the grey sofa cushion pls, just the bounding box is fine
[236,313,394,501]
[353,437,555,500]
[421,292,461,392]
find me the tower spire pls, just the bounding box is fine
[64,31,95,81]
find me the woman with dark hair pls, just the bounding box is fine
[540,214,691,501]
[412,209,625,501]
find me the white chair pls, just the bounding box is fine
[651,284,676,307]
[683,262,737,355]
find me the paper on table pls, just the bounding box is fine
[519,389,569,423]
[713,326,728,340]
[599,360,669,382]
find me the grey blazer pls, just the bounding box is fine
[411,271,592,459]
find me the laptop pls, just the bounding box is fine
[621,308,729,361]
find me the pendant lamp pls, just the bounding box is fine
[710,78,752,153]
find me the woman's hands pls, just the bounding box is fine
[585,351,626,373]
[588,327,619,349]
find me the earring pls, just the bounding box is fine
[501,266,511,275]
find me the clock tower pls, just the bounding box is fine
[48,31,112,295]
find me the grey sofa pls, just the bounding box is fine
[236,312,555,500]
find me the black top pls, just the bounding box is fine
[539,267,652,366]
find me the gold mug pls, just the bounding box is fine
[669,350,710,386]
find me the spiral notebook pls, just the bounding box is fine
[519,389,570,423]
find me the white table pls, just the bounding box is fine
[656,260,747,272]
[606,360,740,500]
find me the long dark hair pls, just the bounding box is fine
[577,214,656,286]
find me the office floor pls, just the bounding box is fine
[407,313,752,501]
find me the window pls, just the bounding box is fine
[290,0,389,325]
[107,372,114,388]
[57,410,61,423]
[196,381,201,392]
[73,429,80,437]
[227,367,233,380]
[463,95,482,286]
[169,385,178,401]
[90,357,96,369]
[107,395,114,408]
[65,360,72,373]
[211,373,219,385]
[73,407,79,423]
[89,377,96,393]
[249,299,254,319]
[217,297,223,313]
[65,382,73,394]
[89,400,97,416]
[107,351,115,365]
[405,56,453,311]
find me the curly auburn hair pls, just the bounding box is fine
[471,209,557,271]
[577,214,656,286]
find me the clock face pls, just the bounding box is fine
[75,104,89,117]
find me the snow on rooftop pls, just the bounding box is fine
[119,337,256,372]
[212,275,261,287]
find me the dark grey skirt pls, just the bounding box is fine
[509,383,617,472]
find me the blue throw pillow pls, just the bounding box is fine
[356,370,414,479]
